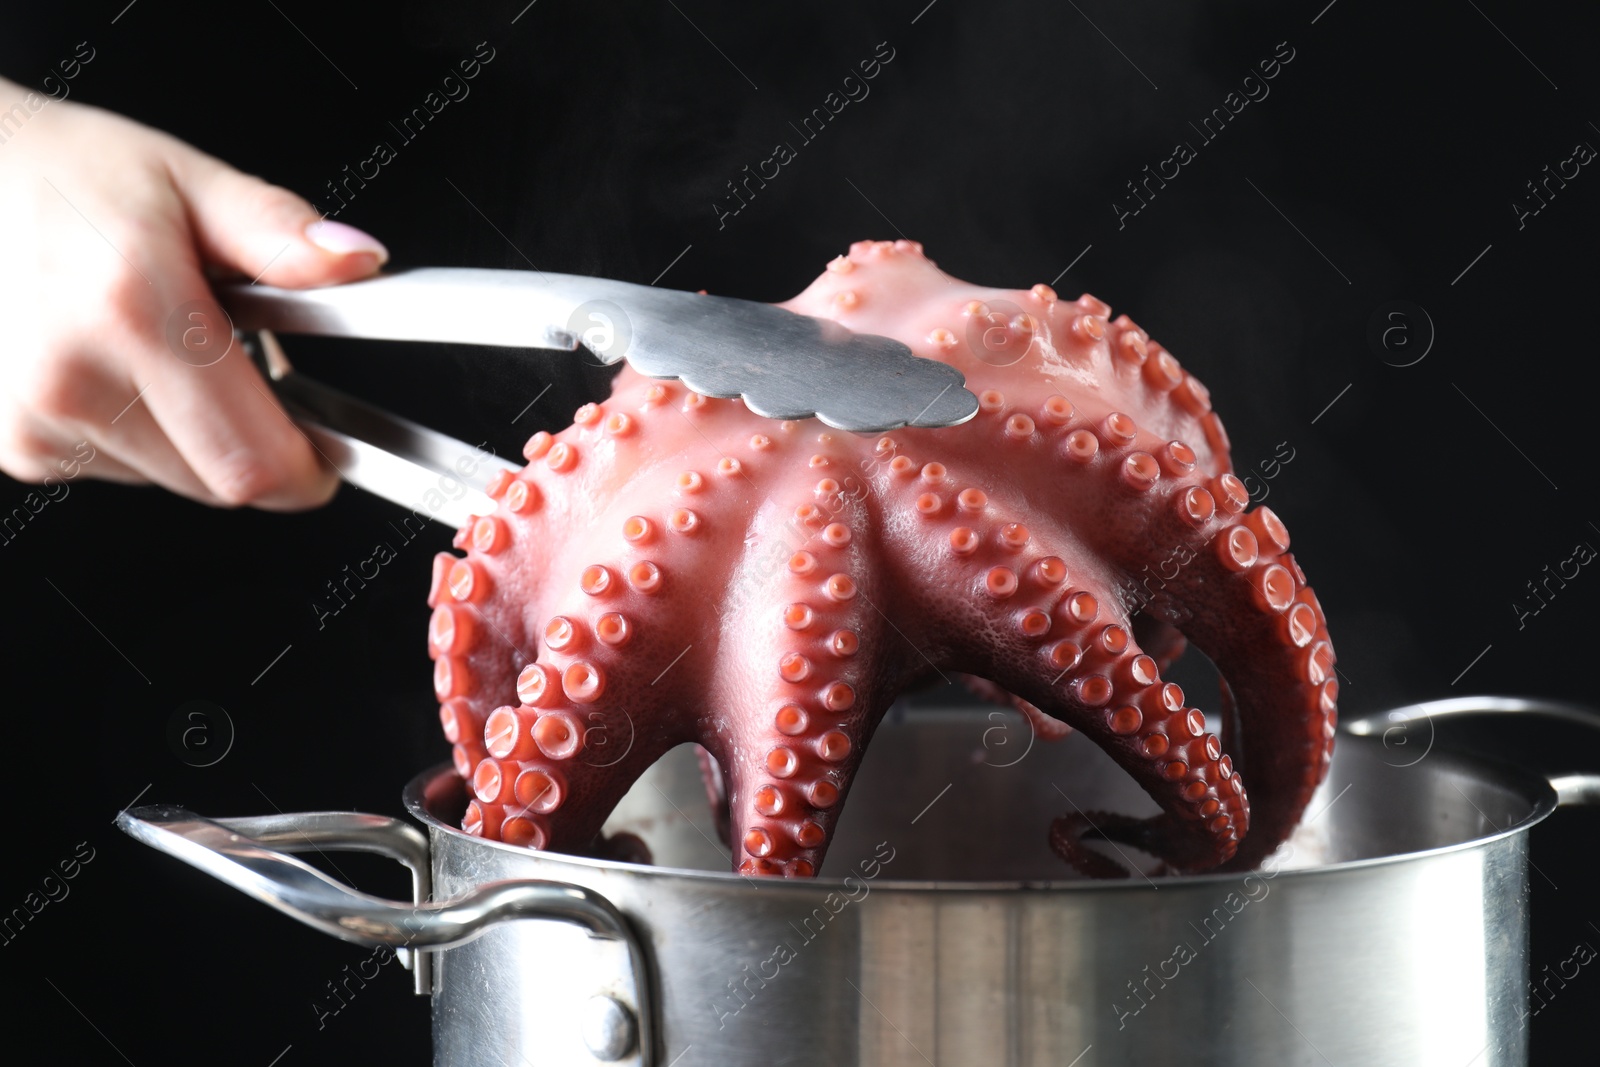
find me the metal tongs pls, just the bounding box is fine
[223,268,978,528]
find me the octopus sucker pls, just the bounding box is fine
[430,241,1335,878]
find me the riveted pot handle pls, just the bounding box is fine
[117,806,656,1062]
[1548,774,1600,808]
[1342,695,1600,807]
[1341,694,1600,739]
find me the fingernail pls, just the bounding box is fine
[305,220,389,262]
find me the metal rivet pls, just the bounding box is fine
[581,994,637,1061]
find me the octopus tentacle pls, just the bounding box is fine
[462,539,706,853]
[982,566,1247,874]
[1164,514,1336,870]
[1081,432,1333,868]
[1001,387,1332,871]
[866,448,1246,873]
[709,473,883,877]
[438,431,760,854]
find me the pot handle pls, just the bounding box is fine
[117,805,656,1062]
[1342,694,1600,808]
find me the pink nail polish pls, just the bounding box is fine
[305,220,389,262]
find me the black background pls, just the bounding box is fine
[3,1,1599,1063]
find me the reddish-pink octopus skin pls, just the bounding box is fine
[429,239,1337,878]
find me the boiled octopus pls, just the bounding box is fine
[428,240,1337,878]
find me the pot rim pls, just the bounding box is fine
[403,732,1560,894]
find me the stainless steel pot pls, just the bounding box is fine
[119,696,1600,1066]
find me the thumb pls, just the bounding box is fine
[165,144,389,288]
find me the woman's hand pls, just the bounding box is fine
[0,76,389,509]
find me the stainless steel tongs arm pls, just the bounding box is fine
[249,332,518,528]
[220,266,979,433]
[222,267,613,351]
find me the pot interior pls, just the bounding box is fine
[414,703,1557,884]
